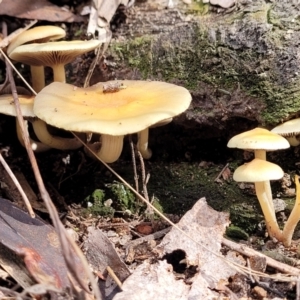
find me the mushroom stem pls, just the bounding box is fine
[263,180,276,218]
[30,65,45,93]
[254,149,275,214]
[32,119,82,150]
[282,175,300,247]
[255,181,282,241]
[95,134,124,163]
[52,64,66,82]
[137,128,152,159]
[286,136,300,147]
[16,119,50,152]
[254,149,266,161]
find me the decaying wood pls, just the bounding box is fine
[101,0,300,134]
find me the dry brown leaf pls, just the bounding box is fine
[0,0,83,22]
[221,166,231,181]
[0,197,84,289]
[83,227,131,299]
[114,198,236,300]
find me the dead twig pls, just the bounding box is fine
[0,151,35,217]
[83,40,110,88]
[107,266,123,291]
[222,238,300,276]
[137,151,153,216]
[214,163,230,183]
[129,136,139,195]
[125,227,171,254]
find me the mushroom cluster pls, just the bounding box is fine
[228,128,289,241]
[228,127,300,246]
[5,25,101,151]
[4,25,192,162]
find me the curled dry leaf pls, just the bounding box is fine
[0,0,83,22]
[0,197,83,289]
[83,227,131,299]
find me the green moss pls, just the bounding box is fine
[83,189,114,217]
[226,225,249,240]
[109,16,300,126]
[105,181,136,212]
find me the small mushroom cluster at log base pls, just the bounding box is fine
[33,80,192,163]
[228,127,300,246]
[227,128,290,243]
[5,25,101,151]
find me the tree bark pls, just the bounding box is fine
[93,0,300,135]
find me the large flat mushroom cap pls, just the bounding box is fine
[233,158,284,182]
[33,80,192,135]
[0,95,35,117]
[227,127,289,151]
[9,40,101,66]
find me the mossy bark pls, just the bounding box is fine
[102,0,300,129]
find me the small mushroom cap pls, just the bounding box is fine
[233,158,284,182]
[9,40,101,67]
[7,26,66,55]
[0,95,35,117]
[33,80,192,135]
[227,127,289,151]
[271,118,300,137]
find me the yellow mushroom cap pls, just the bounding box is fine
[9,40,101,67]
[271,119,300,146]
[227,127,290,151]
[33,80,192,135]
[7,25,66,55]
[233,158,284,182]
[0,95,35,117]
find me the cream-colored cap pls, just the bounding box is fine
[9,40,100,67]
[233,158,284,182]
[271,118,300,146]
[33,80,192,135]
[7,25,66,55]
[0,94,35,117]
[227,127,289,151]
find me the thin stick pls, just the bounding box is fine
[0,51,37,95]
[107,266,123,291]
[83,39,110,88]
[214,163,229,182]
[0,153,35,217]
[129,136,139,194]
[222,238,300,276]
[137,151,149,202]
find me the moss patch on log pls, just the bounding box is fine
[109,2,300,126]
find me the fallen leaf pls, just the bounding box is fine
[0,0,83,22]
[0,197,79,289]
[83,227,131,299]
[113,198,237,300]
